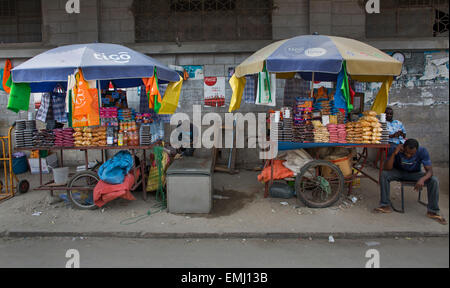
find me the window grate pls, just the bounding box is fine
[366,0,448,38]
[0,0,16,17]
[0,0,42,43]
[134,0,273,43]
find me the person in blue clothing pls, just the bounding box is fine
[374,139,447,225]
[385,107,406,145]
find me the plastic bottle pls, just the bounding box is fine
[107,127,114,146]
[124,130,128,146]
[118,132,124,146]
[158,121,164,141]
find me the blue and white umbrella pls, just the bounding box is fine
[11,43,180,92]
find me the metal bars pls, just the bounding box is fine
[133,0,273,43]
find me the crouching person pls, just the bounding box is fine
[374,139,447,225]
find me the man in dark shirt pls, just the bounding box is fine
[374,139,447,225]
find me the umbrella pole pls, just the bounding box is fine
[310,72,315,98]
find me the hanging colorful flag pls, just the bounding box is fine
[7,81,31,113]
[142,68,162,113]
[340,62,353,112]
[228,74,246,112]
[0,68,4,92]
[158,75,183,115]
[2,59,12,94]
[371,76,394,114]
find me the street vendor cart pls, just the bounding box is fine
[230,34,402,208]
[8,43,183,209]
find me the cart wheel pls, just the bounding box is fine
[17,180,30,194]
[67,171,99,210]
[295,160,344,208]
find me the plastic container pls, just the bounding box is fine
[12,154,29,175]
[53,167,69,185]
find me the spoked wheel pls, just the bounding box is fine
[295,160,344,208]
[67,171,99,210]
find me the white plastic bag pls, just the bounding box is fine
[256,72,276,106]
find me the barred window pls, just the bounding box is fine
[0,0,42,43]
[133,0,273,43]
[365,0,448,38]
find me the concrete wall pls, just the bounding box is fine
[0,0,448,168]
[42,0,99,45]
[272,0,309,40]
[363,50,449,166]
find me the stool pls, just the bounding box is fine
[391,181,428,213]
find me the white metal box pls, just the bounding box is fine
[166,157,213,214]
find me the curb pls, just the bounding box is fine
[1,230,448,240]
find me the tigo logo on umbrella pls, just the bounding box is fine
[305,48,327,57]
[93,52,132,64]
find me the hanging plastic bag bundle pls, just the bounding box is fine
[256,65,276,106]
[72,69,100,128]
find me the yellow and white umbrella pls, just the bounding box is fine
[230,35,402,113]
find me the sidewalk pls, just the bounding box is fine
[0,167,448,239]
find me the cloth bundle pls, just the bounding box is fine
[33,129,55,147]
[53,128,75,147]
[270,122,283,142]
[314,98,331,116]
[74,127,94,147]
[346,111,382,144]
[337,110,346,124]
[380,122,389,144]
[313,121,329,143]
[293,98,313,143]
[100,107,118,126]
[279,107,293,142]
[293,123,314,143]
[328,124,347,143]
[118,108,135,121]
[100,107,118,118]
[91,126,107,147]
[346,122,362,144]
[359,111,382,144]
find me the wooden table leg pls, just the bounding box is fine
[264,159,273,198]
[143,149,147,167]
[379,148,386,185]
[84,150,89,170]
[38,153,42,187]
[141,161,147,201]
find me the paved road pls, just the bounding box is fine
[0,236,448,268]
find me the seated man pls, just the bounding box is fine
[374,139,447,225]
[385,107,406,146]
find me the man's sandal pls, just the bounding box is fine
[427,213,448,225]
[373,206,393,214]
